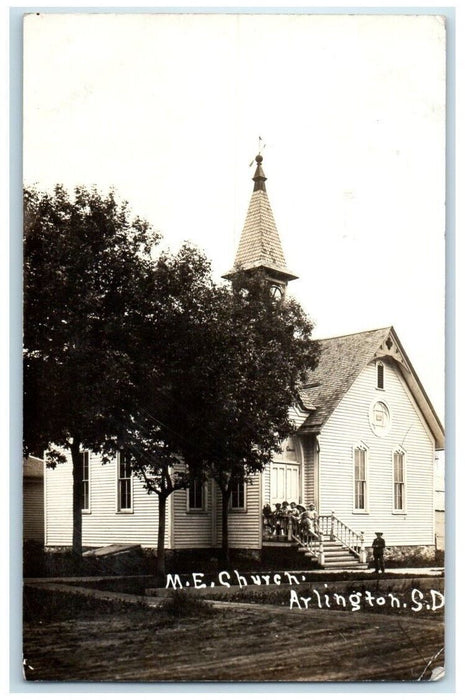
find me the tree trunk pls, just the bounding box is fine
[70,438,83,557]
[221,487,231,567]
[156,493,168,584]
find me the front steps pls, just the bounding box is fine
[297,535,368,570]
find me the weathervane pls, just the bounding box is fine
[249,136,266,166]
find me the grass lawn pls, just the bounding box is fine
[22,585,444,682]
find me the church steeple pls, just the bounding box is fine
[223,154,298,293]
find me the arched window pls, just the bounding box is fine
[353,443,368,512]
[393,448,406,512]
[376,361,385,390]
[278,436,297,462]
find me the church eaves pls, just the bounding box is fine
[223,154,298,283]
[298,326,444,448]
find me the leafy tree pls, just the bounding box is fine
[115,244,222,580]
[23,184,159,555]
[24,184,320,574]
[195,271,320,564]
[127,265,320,568]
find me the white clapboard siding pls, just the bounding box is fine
[45,451,171,549]
[24,478,44,542]
[213,477,262,549]
[435,510,445,551]
[318,359,435,546]
[171,479,213,549]
[44,453,73,546]
[263,465,271,506]
[302,434,316,507]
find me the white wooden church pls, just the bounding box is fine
[43,155,444,567]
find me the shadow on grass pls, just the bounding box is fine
[23,585,216,626]
[158,589,216,618]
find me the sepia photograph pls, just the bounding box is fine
[21,10,446,684]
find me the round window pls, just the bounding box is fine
[370,401,391,436]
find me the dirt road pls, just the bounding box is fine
[23,598,443,682]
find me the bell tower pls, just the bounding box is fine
[223,154,298,296]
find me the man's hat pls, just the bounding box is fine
[375,532,383,535]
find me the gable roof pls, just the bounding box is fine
[299,327,390,425]
[223,155,297,283]
[298,326,444,448]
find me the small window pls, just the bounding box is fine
[376,362,385,389]
[188,479,205,511]
[354,446,367,511]
[117,452,132,511]
[81,450,90,512]
[393,449,406,511]
[231,481,245,510]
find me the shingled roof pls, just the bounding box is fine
[298,326,444,448]
[223,154,297,282]
[299,327,391,427]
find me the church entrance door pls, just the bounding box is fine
[270,462,300,505]
[269,436,302,506]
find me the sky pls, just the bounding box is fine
[23,11,446,420]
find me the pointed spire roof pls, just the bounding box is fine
[223,154,298,282]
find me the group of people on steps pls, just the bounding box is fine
[262,501,318,542]
[263,501,387,574]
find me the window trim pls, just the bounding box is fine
[376,361,385,390]
[81,450,91,514]
[392,447,407,514]
[230,480,247,512]
[353,443,369,514]
[369,399,392,437]
[116,451,134,514]
[186,479,208,513]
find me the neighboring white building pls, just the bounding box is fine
[43,155,444,566]
[23,456,44,544]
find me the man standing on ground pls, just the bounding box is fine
[372,532,386,574]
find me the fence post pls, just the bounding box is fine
[318,534,325,566]
[360,531,366,564]
[330,511,335,541]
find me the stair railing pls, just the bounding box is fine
[291,531,325,565]
[318,511,366,564]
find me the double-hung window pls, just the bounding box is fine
[393,448,406,512]
[188,479,205,511]
[81,450,90,512]
[354,445,368,511]
[230,481,246,510]
[117,451,132,512]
